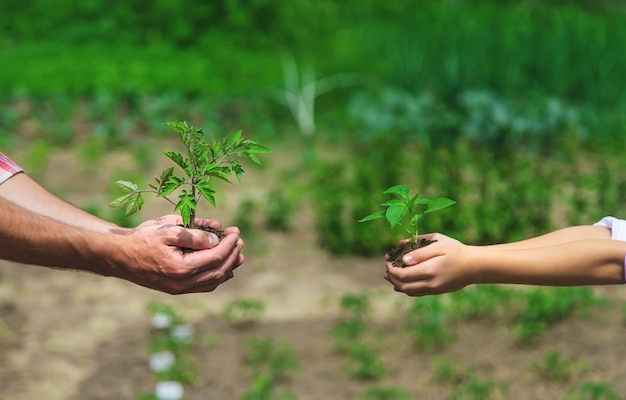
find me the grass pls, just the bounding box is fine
[0,43,281,97]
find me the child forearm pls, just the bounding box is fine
[486,226,611,250]
[475,239,625,286]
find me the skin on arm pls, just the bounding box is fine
[0,171,247,294]
[0,195,245,294]
[0,171,240,240]
[0,172,118,232]
[385,227,625,297]
[486,225,612,250]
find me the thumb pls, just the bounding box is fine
[163,226,221,250]
[401,242,440,266]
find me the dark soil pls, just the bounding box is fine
[197,225,226,240]
[387,238,436,268]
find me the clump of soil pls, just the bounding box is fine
[197,225,226,240]
[387,238,436,268]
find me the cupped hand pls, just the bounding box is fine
[384,233,473,296]
[111,217,245,294]
[135,214,241,249]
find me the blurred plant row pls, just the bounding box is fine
[329,287,621,399]
[3,86,626,251]
[136,287,624,399]
[3,0,626,250]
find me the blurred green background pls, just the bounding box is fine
[4,2,626,399]
[2,0,626,250]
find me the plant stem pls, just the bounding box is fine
[189,181,197,229]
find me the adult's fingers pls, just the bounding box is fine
[182,270,237,294]
[183,235,243,276]
[193,218,223,230]
[159,224,224,250]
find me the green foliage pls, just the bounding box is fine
[339,292,372,318]
[147,302,187,327]
[529,350,587,382]
[402,296,457,352]
[140,302,200,400]
[312,160,394,256]
[111,120,271,228]
[264,188,296,232]
[566,381,621,400]
[240,372,298,400]
[244,337,300,381]
[359,184,455,244]
[222,298,266,328]
[513,287,607,346]
[5,1,626,112]
[331,319,367,353]
[447,378,508,400]
[448,285,514,321]
[431,357,507,399]
[431,358,475,386]
[343,342,386,381]
[233,197,259,237]
[23,139,51,179]
[359,386,411,400]
[331,293,372,352]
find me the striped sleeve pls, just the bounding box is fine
[0,152,24,184]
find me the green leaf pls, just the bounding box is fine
[246,143,273,154]
[175,191,196,228]
[110,181,145,216]
[115,180,138,193]
[227,130,243,148]
[125,193,145,216]
[109,193,133,209]
[358,210,386,222]
[196,181,216,207]
[158,176,184,196]
[384,185,410,201]
[386,203,408,229]
[425,198,456,213]
[156,167,174,188]
[410,213,424,227]
[247,153,261,165]
[163,151,187,171]
[381,199,405,207]
[232,163,245,182]
[110,192,144,216]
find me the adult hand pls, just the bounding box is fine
[107,217,245,294]
[134,214,241,248]
[384,233,473,297]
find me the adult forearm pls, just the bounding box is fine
[0,173,117,232]
[474,240,626,286]
[0,196,115,272]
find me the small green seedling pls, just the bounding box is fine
[111,121,271,229]
[359,184,455,244]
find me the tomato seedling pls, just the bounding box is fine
[359,184,455,244]
[111,121,271,229]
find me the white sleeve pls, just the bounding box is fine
[593,216,626,242]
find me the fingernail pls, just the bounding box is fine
[403,254,413,264]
